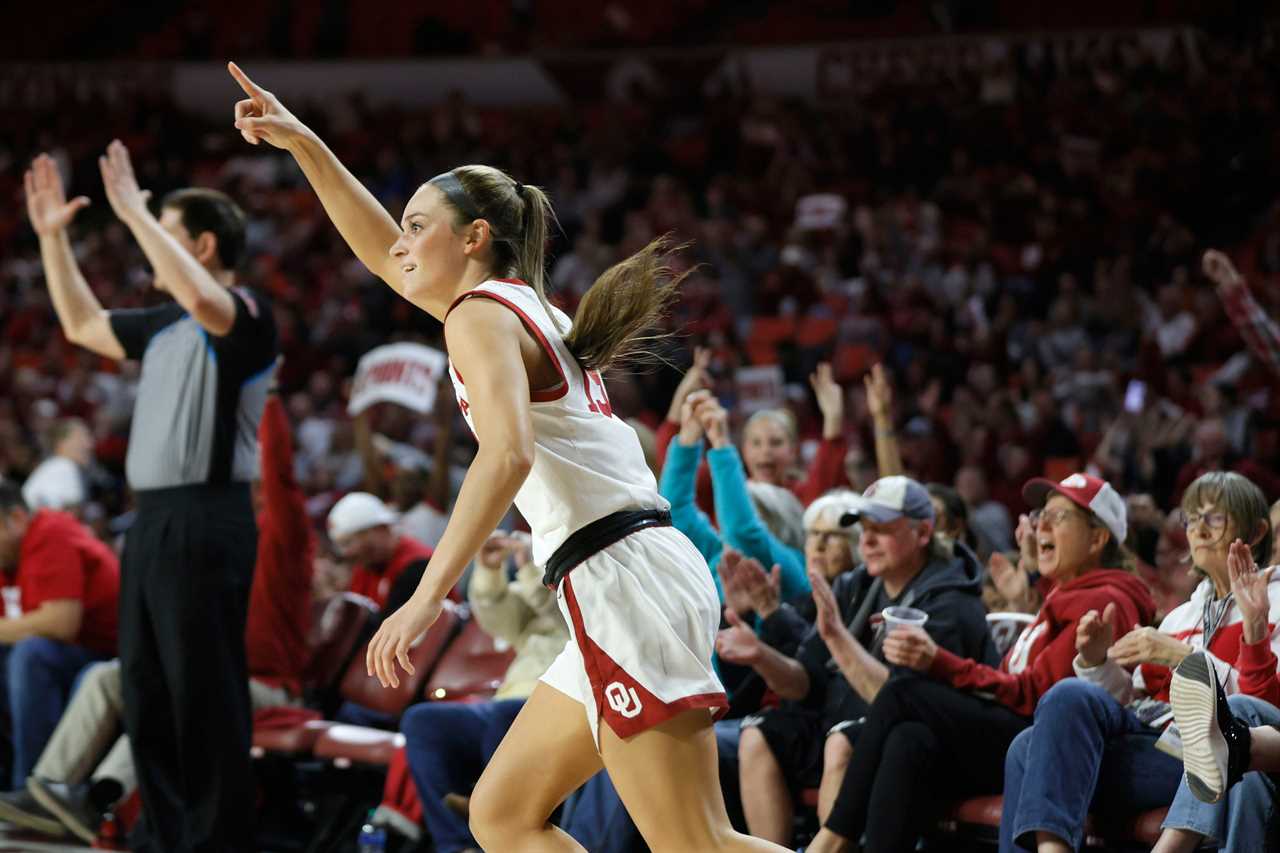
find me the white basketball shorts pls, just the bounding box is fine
[539,524,726,746]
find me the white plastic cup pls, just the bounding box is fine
[881,606,929,631]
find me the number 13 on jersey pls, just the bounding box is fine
[585,369,613,418]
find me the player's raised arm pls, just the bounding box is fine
[227,62,405,290]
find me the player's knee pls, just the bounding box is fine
[468,772,522,844]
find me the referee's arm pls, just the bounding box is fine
[36,228,125,361]
[25,153,125,360]
[99,140,237,336]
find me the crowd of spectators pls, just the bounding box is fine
[2,17,1280,850]
[2,25,1279,556]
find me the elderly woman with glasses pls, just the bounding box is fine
[1000,470,1280,853]
[804,473,1156,853]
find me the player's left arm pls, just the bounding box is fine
[406,298,536,603]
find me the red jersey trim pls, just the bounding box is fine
[445,290,569,403]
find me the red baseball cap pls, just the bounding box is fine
[1022,472,1127,543]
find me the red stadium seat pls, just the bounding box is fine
[250,593,376,756]
[833,343,875,382]
[750,316,796,345]
[300,592,379,695]
[313,724,404,768]
[338,600,463,715]
[799,791,1169,848]
[422,616,516,703]
[797,317,838,348]
[251,719,337,758]
[252,600,461,759]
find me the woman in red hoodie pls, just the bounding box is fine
[804,474,1156,853]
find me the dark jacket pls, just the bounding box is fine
[757,541,998,723]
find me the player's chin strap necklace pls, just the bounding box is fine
[1202,586,1235,647]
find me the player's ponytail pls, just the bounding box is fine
[562,235,687,372]
[445,166,686,372]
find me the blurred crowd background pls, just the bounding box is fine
[3,5,1279,580]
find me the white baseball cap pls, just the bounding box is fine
[839,476,936,526]
[327,492,398,542]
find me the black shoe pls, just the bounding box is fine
[26,776,100,844]
[0,786,65,837]
[1170,650,1252,803]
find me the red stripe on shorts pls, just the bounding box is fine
[561,575,727,739]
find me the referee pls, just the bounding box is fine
[24,145,276,852]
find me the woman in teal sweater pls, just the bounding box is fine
[660,390,809,604]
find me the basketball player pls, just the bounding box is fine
[229,63,784,851]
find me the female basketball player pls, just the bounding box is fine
[228,63,786,852]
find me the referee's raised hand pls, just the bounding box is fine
[24,154,90,238]
[366,594,444,689]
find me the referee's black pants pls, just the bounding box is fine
[823,673,1030,853]
[120,484,257,853]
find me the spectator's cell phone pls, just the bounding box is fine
[1124,380,1147,413]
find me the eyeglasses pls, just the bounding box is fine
[1181,511,1228,532]
[1031,507,1084,528]
[805,529,847,545]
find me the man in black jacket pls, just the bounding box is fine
[717,477,996,845]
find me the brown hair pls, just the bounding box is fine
[445,165,687,372]
[1095,523,1137,573]
[1180,470,1272,567]
[160,187,247,270]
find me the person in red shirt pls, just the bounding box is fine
[0,480,119,789]
[326,492,436,608]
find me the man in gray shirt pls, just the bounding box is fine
[24,144,276,852]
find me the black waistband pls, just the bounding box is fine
[542,509,672,588]
[133,481,251,512]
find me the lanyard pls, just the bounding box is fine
[1202,591,1235,649]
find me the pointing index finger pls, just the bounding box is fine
[228,61,265,100]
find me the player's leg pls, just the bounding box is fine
[601,707,790,852]
[467,683,603,853]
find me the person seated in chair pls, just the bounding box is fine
[719,477,995,845]
[0,480,118,790]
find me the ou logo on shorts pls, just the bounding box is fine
[605,681,643,718]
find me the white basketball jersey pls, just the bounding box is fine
[447,280,668,566]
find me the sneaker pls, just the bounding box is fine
[27,776,100,844]
[1170,650,1252,803]
[0,786,65,837]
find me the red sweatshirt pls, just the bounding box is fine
[349,535,435,608]
[654,419,848,516]
[929,568,1157,717]
[245,395,314,695]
